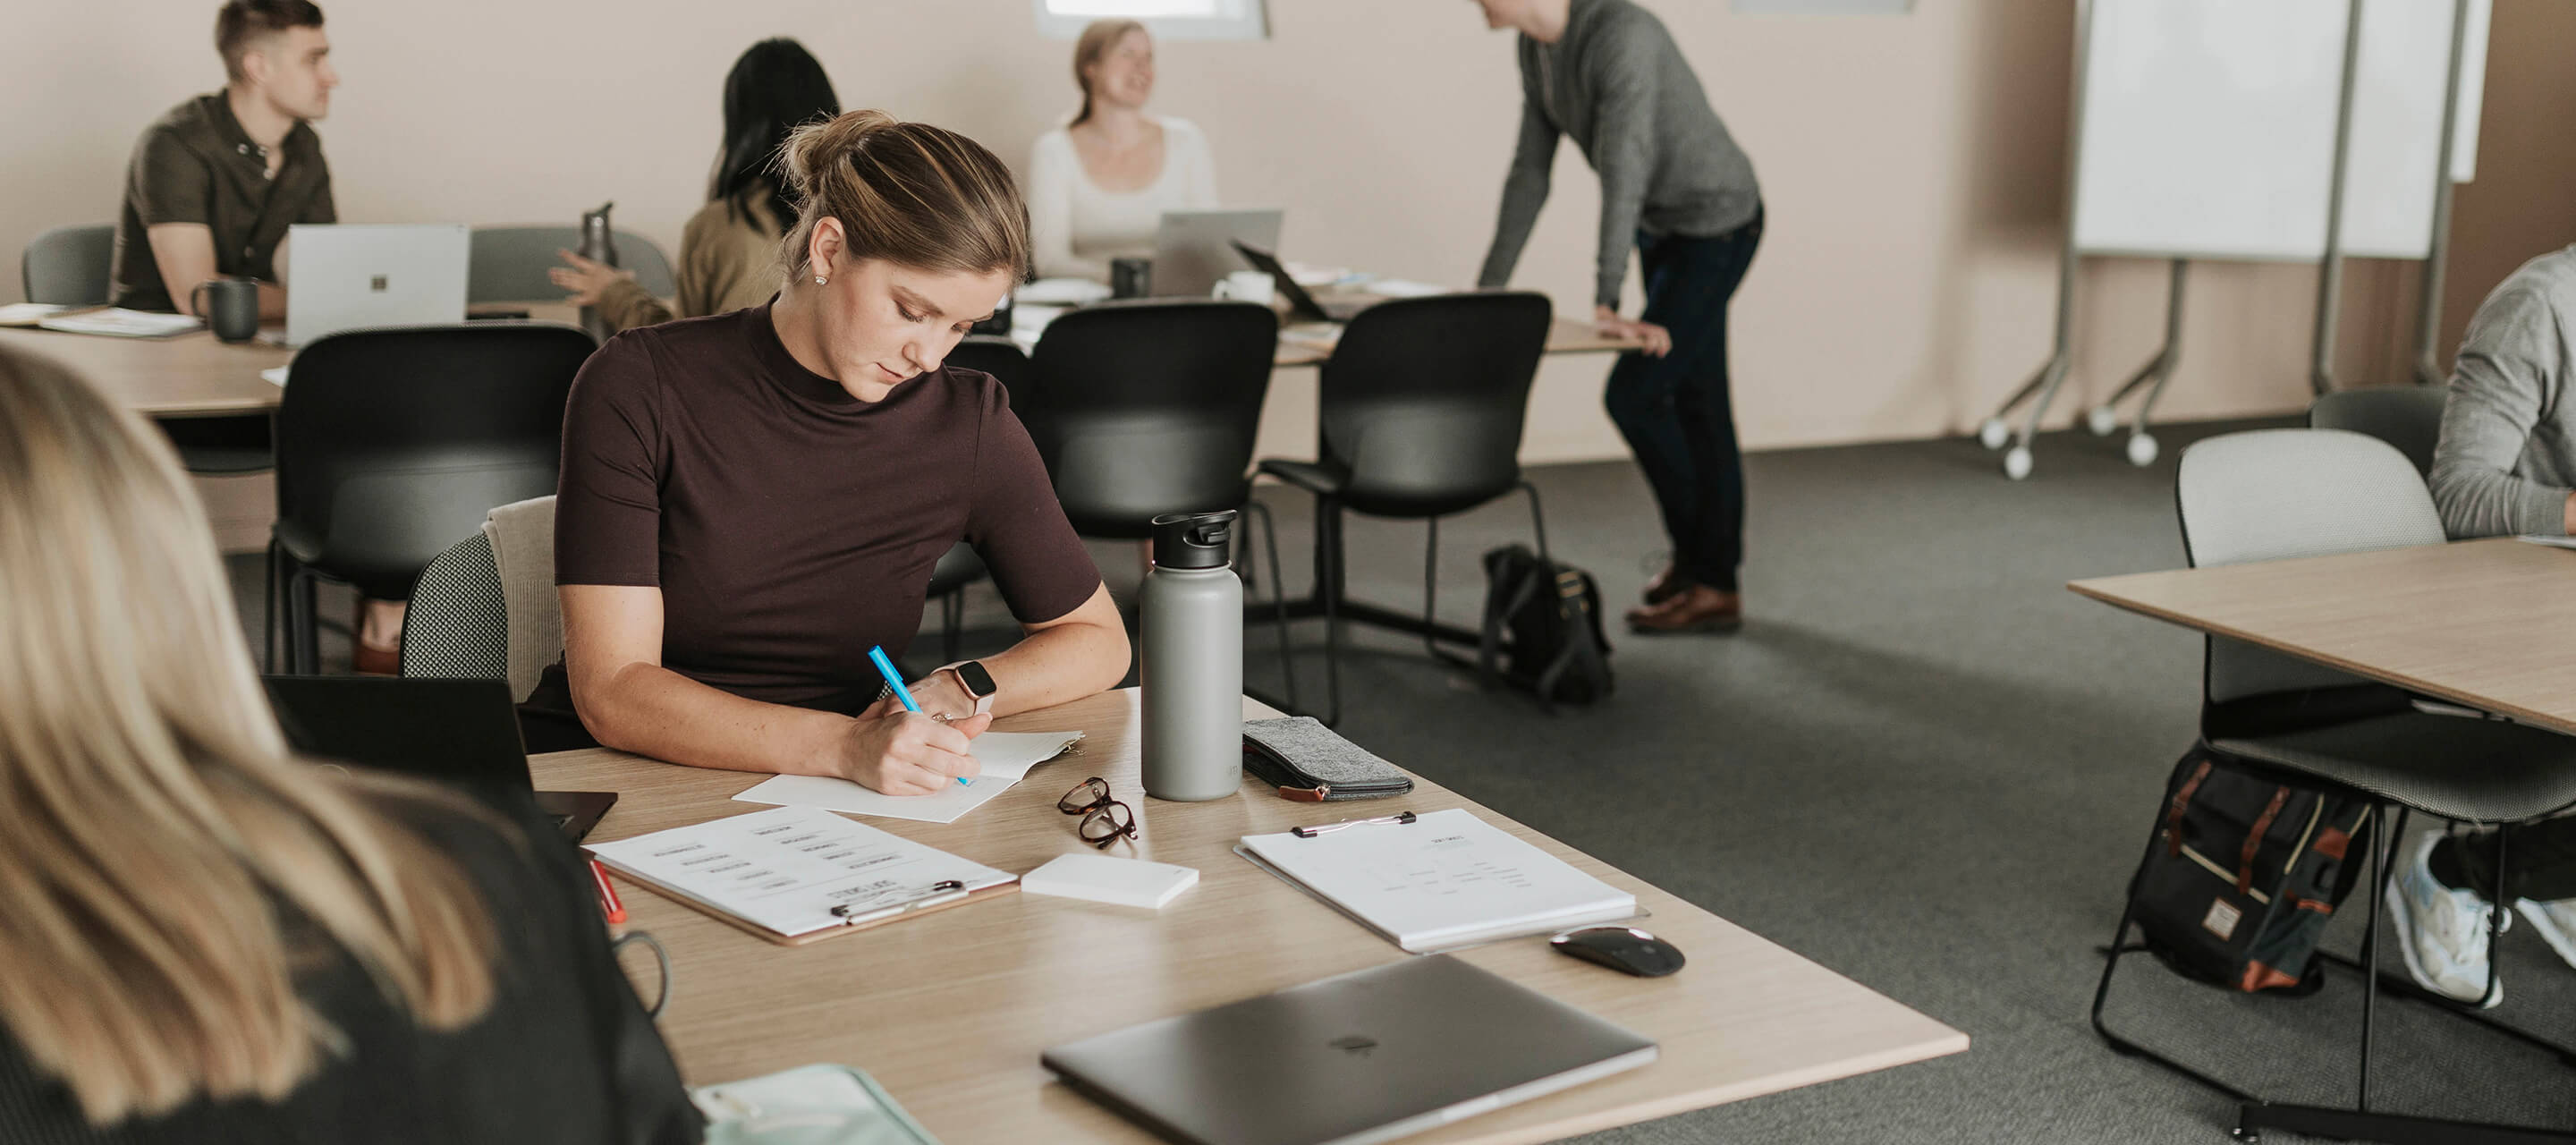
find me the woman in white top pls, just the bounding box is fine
[1027,20,1218,282]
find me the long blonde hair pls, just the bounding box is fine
[1070,19,1147,127]
[0,346,496,1125]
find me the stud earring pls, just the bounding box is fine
[813,276,828,285]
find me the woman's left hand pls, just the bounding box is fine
[548,249,635,307]
[1594,304,1672,358]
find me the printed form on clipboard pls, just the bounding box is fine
[586,806,1016,945]
[1236,808,1639,954]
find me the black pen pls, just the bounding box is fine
[1290,811,1418,838]
[829,878,969,925]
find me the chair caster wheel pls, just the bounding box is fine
[1978,418,2010,451]
[2126,433,2158,467]
[2087,405,2120,436]
[2003,445,2033,481]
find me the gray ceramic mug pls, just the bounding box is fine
[190,277,260,343]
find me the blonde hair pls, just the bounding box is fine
[1071,19,1148,127]
[0,346,496,1126]
[777,109,1030,282]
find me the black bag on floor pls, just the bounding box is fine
[1477,546,1613,709]
[2127,745,2376,994]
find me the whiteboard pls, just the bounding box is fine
[2070,0,2488,262]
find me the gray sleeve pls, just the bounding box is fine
[2429,285,2573,538]
[1583,28,1659,310]
[1477,74,1557,290]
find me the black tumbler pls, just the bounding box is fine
[1110,257,1152,300]
[190,277,261,343]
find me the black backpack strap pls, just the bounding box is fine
[1481,550,1541,689]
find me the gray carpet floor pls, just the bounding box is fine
[228,418,2576,1143]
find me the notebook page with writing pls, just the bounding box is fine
[1238,808,1636,953]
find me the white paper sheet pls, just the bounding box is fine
[37,308,204,338]
[585,805,1015,939]
[0,302,75,327]
[1362,278,1449,299]
[261,366,289,386]
[731,729,1084,825]
[1238,808,1636,953]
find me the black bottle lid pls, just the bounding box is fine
[1150,510,1235,570]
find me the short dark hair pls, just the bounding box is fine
[215,0,325,84]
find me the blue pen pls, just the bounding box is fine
[868,646,970,786]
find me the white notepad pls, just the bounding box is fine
[732,729,1084,825]
[1021,852,1199,910]
[586,805,1014,941]
[37,308,205,338]
[1237,808,1637,954]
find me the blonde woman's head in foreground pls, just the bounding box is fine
[0,345,496,1126]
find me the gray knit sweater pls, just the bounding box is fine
[1475,0,1761,310]
[2431,245,2576,538]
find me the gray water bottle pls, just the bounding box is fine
[576,201,619,340]
[1140,510,1244,802]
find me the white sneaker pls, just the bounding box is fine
[2515,896,2576,971]
[2383,831,2505,1008]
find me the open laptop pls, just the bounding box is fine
[1231,240,1373,324]
[263,675,615,841]
[1042,954,1657,1145]
[1153,208,1283,298]
[279,223,470,346]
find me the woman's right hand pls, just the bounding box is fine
[838,710,990,795]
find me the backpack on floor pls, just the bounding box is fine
[2126,745,2377,995]
[1477,546,1614,710]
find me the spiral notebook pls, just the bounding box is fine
[1236,808,1638,954]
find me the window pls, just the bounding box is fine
[1032,0,1268,41]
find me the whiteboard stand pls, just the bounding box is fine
[2310,0,2369,398]
[2080,259,2186,468]
[2413,0,2476,386]
[1974,0,2093,483]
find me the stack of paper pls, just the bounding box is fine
[37,309,205,338]
[587,805,1015,941]
[0,302,78,327]
[1238,808,1636,953]
[733,729,1083,824]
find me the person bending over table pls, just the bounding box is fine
[1026,20,1218,282]
[0,346,699,1144]
[525,109,1131,795]
[2387,243,2576,1006]
[548,38,840,334]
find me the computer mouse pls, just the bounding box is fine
[1550,926,1685,978]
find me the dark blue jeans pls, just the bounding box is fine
[1605,207,1763,594]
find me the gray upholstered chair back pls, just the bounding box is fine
[468,225,676,303]
[2308,386,2447,477]
[22,225,114,306]
[2177,428,2445,704]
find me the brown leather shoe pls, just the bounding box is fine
[1642,564,1693,606]
[1625,585,1743,635]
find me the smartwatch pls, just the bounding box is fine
[940,661,998,717]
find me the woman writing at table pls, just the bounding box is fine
[528,109,1130,793]
[548,38,840,332]
[1026,20,1219,281]
[0,347,696,1143]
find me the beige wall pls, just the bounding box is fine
[5,0,2572,465]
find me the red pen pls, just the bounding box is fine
[589,859,626,925]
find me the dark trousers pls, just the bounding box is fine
[2440,818,2576,903]
[1604,207,1763,594]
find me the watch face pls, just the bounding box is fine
[955,661,998,697]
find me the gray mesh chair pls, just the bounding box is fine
[2089,428,2576,1143]
[2309,386,2448,477]
[21,224,113,305]
[468,226,677,304]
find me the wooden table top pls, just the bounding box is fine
[537,690,1964,1144]
[0,322,290,416]
[2068,537,2576,735]
[1272,315,1635,368]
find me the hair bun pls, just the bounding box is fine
[781,109,899,198]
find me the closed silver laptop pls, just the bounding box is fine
[1152,208,1283,298]
[1042,954,1657,1145]
[282,223,469,346]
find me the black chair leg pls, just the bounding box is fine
[264,539,284,673]
[1520,479,1552,563]
[2359,803,2404,1112]
[1421,516,1445,664]
[1320,497,1344,728]
[290,568,321,674]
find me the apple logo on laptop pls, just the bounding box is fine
[1328,1035,1377,1058]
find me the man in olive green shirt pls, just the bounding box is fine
[110,0,339,318]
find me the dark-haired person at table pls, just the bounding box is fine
[526,110,1130,794]
[1470,0,1763,635]
[0,347,699,1144]
[110,0,337,318]
[2386,244,2576,1006]
[549,38,840,333]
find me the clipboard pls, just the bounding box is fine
[587,805,1019,946]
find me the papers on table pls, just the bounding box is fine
[733,729,1085,825]
[586,805,1015,941]
[2516,535,2576,550]
[0,302,78,327]
[36,308,205,338]
[1018,277,1112,306]
[1238,808,1638,954]
[1361,277,1449,299]
[261,366,290,386]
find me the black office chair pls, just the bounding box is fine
[1257,292,1555,725]
[20,224,273,474]
[2309,386,2448,478]
[1028,299,1295,708]
[267,324,595,674]
[947,335,1035,412]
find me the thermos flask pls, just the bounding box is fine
[1140,510,1243,802]
[577,201,620,341]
